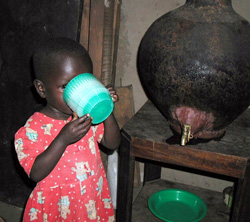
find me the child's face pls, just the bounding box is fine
[43,55,92,118]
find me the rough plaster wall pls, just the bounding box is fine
[116,0,186,111]
[116,0,250,192]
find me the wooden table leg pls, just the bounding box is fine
[116,132,135,222]
[231,162,250,222]
[143,161,161,185]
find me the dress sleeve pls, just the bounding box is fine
[92,122,104,143]
[14,124,44,177]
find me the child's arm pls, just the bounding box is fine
[100,86,121,150]
[29,114,92,182]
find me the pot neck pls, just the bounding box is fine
[186,0,232,7]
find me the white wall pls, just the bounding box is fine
[115,0,250,192]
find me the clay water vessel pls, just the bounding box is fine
[137,0,250,145]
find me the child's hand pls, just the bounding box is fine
[58,113,92,145]
[106,85,119,103]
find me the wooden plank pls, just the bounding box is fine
[79,0,90,50]
[231,161,250,221]
[110,0,121,86]
[102,0,115,85]
[117,133,135,222]
[89,0,104,81]
[113,85,134,128]
[101,0,121,85]
[134,161,141,188]
[131,138,248,179]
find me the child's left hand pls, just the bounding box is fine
[106,85,119,103]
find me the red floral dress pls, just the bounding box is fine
[14,112,115,222]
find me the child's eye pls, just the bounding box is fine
[61,84,67,89]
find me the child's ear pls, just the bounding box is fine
[33,79,46,98]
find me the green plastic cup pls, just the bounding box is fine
[63,73,114,124]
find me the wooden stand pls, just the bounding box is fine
[116,100,250,222]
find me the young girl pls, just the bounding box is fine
[14,37,121,221]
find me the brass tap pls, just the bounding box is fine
[181,124,193,146]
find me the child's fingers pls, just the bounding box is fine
[106,85,116,93]
[106,86,119,102]
[71,114,90,125]
[81,118,93,128]
[105,84,112,89]
[71,112,79,121]
[112,94,119,102]
[77,118,93,134]
[77,114,90,122]
[108,88,116,93]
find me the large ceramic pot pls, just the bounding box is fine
[137,0,250,145]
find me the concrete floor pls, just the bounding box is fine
[0,202,23,222]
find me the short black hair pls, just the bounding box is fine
[32,37,92,81]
